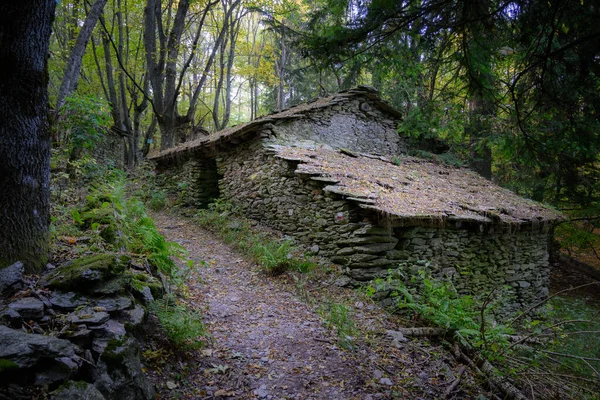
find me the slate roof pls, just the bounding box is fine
[148,86,400,164]
[270,145,563,226]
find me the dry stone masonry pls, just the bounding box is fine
[150,86,563,315]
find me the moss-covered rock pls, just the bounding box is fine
[127,272,163,301]
[40,254,130,293]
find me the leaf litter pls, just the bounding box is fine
[143,211,488,399]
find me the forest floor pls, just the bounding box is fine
[143,211,484,400]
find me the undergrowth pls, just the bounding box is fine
[369,268,600,399]
[150,295,207,350]
[316,299,358,350]
[194,200,315,275]
[73,178,192,287]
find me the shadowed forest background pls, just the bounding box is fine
[1,0,600,399]
[47,0,600,253]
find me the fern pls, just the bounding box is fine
[77,177,191,285]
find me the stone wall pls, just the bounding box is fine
[156,158,221,207]
[388,227,550,313]
[267,95,405,156]
[217,141,552,313]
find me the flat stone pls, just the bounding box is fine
[40,253,130,293]
[0,303,22,326]
[336,247,356,256]
[0,261,24,295]
[348,258,397,269]
[9,297,45,320]
[49,292,89,311]
[380,377,393,386]
[339,236,398,246]
[68,308,110,326]
[353,242,398,254]
[354,225,392,236]
[96,296,133,312]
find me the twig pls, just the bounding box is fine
[444,366,466,397]
[508,281,600,327]
[540,350,600,362]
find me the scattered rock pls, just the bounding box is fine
[8,297,45,320]
[255,384,268,398]
[379,377,393,386]
[386,330,409,343]
[0,261,24,295]
[50,381,106,400]
[334,275,353,287]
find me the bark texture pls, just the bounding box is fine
[0,1,56,271]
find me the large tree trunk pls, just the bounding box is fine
[56,0,108,110]
[0,1,56,272]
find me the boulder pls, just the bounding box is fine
[49,292,90,311]
[95,296,133,313]
[40,254,130,293]
[8,297,45,320]
[0,326,81,385]
[0,261,24,296]
[92,338,155,400]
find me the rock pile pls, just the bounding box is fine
[0,254,162,399]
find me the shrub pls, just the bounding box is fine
[148,190,167,211]
[317,299,358,350]
[150,296,206,350]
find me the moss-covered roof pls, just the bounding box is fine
[148,86,400,164]
[271,145,563,226]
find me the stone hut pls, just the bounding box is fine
[149,86,563,311]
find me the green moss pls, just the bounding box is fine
[0,359,19,373]
[128,272,163,298]
[100,338,127,366]
[42,253,130,291]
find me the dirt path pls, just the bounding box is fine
[146,211,476,399]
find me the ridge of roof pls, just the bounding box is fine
[148,86,400,164]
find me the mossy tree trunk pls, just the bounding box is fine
[0,1,56,272]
